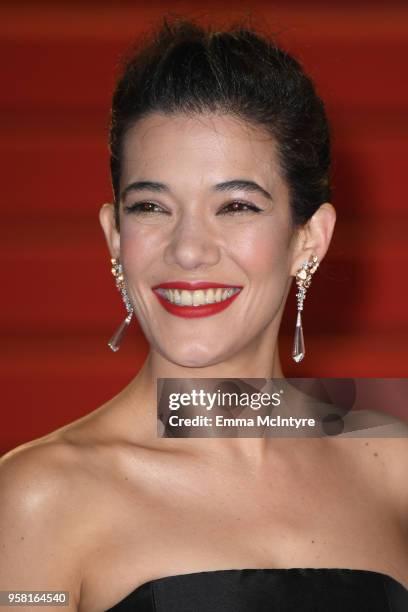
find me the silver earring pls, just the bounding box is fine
[107,257,134,352]
[292,254,319,363]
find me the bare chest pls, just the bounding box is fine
[79,458,408,611]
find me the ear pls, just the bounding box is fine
[290,203,337,276]
[99,203,120,259]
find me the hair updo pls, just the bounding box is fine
[109,17,332,231]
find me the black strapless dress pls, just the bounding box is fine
[105,567,408,611]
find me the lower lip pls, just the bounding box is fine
[152,289,242,318]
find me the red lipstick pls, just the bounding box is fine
[152,281,238,290]
[151,282,243,319]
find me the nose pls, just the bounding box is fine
[163,211,221,270]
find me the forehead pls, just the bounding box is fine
[120,112,285,194]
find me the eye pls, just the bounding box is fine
[124,201,170,215]
[218,201,262,215]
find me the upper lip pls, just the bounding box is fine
[152,281,243,290]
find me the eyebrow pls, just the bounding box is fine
[120,179,273,201]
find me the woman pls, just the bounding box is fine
[1,17,408,612]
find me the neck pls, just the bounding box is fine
[121,339,318,468]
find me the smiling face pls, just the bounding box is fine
[101,112,307,368]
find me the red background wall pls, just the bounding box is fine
[1,1,407,453]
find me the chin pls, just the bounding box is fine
[160,342,226,368]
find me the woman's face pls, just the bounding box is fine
[105,112,302,367]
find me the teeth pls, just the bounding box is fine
[157,287,240,306]
[214,288,223,303]
[181,290,193,306]
[206,288,215,304]
[192,290,204,306]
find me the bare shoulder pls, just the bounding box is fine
[339,408,408,462]
[0,437,87,609]
[0,418,104,500]
[0,408,166,609]
[340,407,408,437]
[1,431,80,479]
[338,408,408,515]
[0,406,130,523]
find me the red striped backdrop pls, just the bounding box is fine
[1,1,407,452]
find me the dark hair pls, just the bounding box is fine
[109,17,332,230]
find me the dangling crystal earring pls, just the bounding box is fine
[292,254,319,363]
[108,257,134,352]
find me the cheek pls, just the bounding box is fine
[230,220,291,277]
[119,224,161,271]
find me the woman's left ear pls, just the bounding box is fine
[290,202,336,275]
